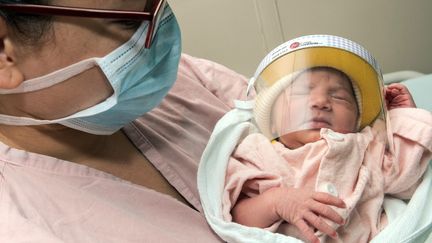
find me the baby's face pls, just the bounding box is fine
[272,68,359,148]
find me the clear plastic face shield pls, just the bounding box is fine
[251,35,389,149]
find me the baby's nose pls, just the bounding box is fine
[309,92,331,110]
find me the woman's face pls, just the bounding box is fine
[0,0,148,119]
[18,0,148,77]
[272,68,359,148]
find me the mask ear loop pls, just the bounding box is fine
[0,58,98,94]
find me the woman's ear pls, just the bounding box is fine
[0,18,24,89]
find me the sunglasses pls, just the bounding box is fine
[0,0,167,48]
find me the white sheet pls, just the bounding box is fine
[402,74,432,112]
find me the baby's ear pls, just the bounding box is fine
[0,19,24,89]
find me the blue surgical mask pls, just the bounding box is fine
[0,5,181,135]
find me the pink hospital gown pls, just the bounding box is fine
[0,54,248,242]
[223,108,432,242]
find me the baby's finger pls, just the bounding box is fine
[303,212,338,240]
[384,87,398,97]
[310,202,345,225]
[313,192,346,208]
[294,218,320,243]
[387,83,404,90]
[390,89,401,96]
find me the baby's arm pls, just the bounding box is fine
[231,187,346,243]
[385,83,416,109]
[382,108,432,197]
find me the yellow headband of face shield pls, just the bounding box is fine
[255,39,384,130]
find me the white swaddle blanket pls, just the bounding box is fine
[197,100,432,243]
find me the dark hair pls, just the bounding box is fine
[0,0,53,44]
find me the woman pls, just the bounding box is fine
[0,0,248,241]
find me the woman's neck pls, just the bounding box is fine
[0,124,109,161]
[0,123,192,206]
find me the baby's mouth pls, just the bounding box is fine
[307,117,331,129]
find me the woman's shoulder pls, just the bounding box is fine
[177,53,251,107]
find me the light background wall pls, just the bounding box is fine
[169,0,432,77]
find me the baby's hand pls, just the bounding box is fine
[385,83,416,109]
[271,187,346,243]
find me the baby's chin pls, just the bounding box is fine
[278,129,321,149]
